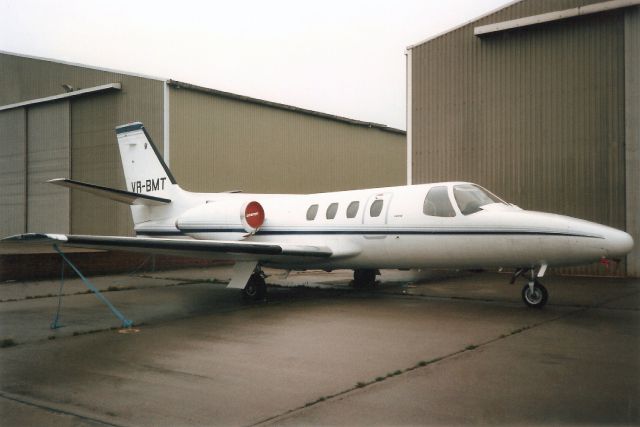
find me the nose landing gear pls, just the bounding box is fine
[511,265,549,309]
[522,280,548,308]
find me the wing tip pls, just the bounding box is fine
[1,233,68,243]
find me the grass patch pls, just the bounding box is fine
[466,344,478,350]
[356,382,366,388]
[1,338,17,348]
[417,360,428,367]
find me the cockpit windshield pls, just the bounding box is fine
[453,184,506,215]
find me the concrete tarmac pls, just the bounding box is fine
[0,266,638,426]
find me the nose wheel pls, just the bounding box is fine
[511,265,549,308]
[521,280,548,308]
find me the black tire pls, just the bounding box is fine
[242,274,266,300]
[352,269,377,289]
[521,281,548,308]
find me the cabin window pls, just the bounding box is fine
[326,203,339,219]
[370,199,384,217]
[306,204,319,220]
[423,186,456,217]
[346,201,360,218]
[453,184,506,215]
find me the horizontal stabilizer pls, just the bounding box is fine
[1,234,333,260]
[48,178,171,206]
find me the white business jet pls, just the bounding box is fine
[4,123,634,308]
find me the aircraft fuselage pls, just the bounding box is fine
[132,182,633,272]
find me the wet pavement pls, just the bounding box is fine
[0,266,638,426]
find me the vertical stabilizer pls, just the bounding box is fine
[115,122,177,196]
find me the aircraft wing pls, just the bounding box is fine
[1,233,333,261]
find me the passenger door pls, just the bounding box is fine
[363,193,392,226]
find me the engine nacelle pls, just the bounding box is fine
[176,200,265,236]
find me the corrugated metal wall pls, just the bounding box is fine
[0,53,165,237]
[169,87,406,194]
[70,85,164,236]
[27,102,70,233]
[410,0,636,276]
[0,108,26,236]
[625,6,640,276]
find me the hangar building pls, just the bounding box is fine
[407,0,639,276]
[0,51,406,239]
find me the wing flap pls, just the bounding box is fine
[1,233,333,259]
[48,178,171,206]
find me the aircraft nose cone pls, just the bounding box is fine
[605,228,634,258]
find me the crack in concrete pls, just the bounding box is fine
[0,391,123,427]
[250,290,639,426]
[0,280,203,304]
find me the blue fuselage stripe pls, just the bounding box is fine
[135,228,601,239]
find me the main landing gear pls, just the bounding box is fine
[351,269,379,289]
[242,271,267,300]
[511,265,548,309]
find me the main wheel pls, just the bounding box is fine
[352,269,377,289]
[242,274,266,300]
[521,281,548,308]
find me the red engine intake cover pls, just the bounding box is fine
[244,201,265,231]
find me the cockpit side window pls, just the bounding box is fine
[453,184,506,215]
[423,186,456,217]
[306,204,319,220]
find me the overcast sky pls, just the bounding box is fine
[1,0,512,130]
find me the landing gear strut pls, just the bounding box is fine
[512,266,548,309]
[242,272,267,300]
[352,269,378,289]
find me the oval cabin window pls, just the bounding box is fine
[370,199,384,217]
[326,203,339,219]
[306,204,319,220]
[346,201,360,218]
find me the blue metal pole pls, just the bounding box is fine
[50,258,66,329]
[53,244,133,328]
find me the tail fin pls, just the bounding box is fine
[115,122,177,196]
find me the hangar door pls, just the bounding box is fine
[27,101,70,233]
[0,109,26,236]
[0,101,70,237]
